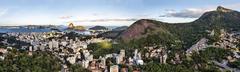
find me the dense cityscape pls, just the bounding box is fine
[1,0,240,72]
[1,9,240,71]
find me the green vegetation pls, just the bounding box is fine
[139,47,232,72]
[0,36,30,49]
[88,41,121,58]
[207,29,221,44]
[199,47,233,61]
[184,47,232,71]
[69,64,90,72]
[228,59,240,69]
[0,49,61,72]
[141,62,193,72]
[119,7,240,50]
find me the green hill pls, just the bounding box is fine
[118,6,240,49]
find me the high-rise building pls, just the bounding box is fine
[29,46,33,51]
[49,41,53,50]
[52,39,59,48]
[83,60,90,68]
[110,65,119,72]
[117,49,125,64]
[120,49,125,58]
[133,49,140,60]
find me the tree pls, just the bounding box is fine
[228,59,240,69]
[69,64,90,72]
[0,50,61,72]
[199,47,233,61]
[141,62,193,72]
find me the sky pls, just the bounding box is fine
[0,0,240,26]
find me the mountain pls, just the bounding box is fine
[118,6,240,48]
[194,6,240,30]
[98,31,122,39]
[112,26,128,31]
[89,26,108,30]
[119,19,172,40]
[98,26,128,39]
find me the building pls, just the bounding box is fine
[52,39,59,48]
[117,49,125,64]
[110,65,119,72]
[48,41,53,50]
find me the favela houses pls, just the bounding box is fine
[0,0,240,72]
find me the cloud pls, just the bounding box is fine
[59,16,73,19]
[0,9,8,17]
[69,18,139,23]
[160,8,209,18]
[161,3,240,18]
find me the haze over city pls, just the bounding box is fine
[0,0,240,26]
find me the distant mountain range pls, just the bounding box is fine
[89,26,108,30]
[97,26,128,39]
[0,25,121,33]
[112,26,128,31]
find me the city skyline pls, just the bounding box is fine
[0,0,240,26]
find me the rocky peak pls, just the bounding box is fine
[216,6,233,12]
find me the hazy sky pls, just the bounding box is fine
[0,0,239,26]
